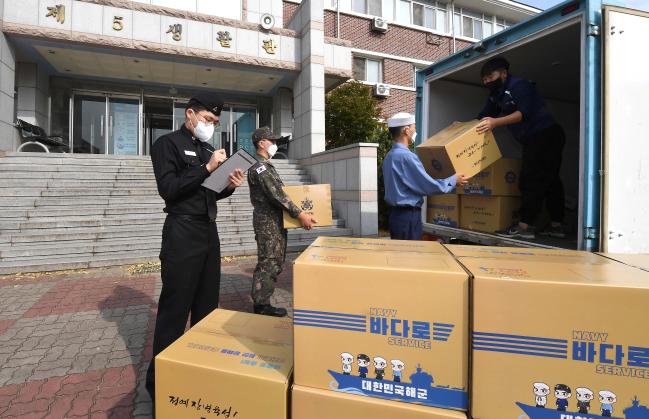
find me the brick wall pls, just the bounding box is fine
[283,1,300,27]
[324,10,471,62]
[377,89,416,118]
[383,59,414,87]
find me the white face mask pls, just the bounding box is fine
[266,143,278,158]
[410,131,418,144]
[190,111,215,142]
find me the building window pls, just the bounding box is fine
[397,0,449,33]
[453,8,508,40]
[352,0,382,16]
[354,57,383,84]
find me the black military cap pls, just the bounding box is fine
[480,57,510,77]
[252,126,289,145]
[186,93,224,117]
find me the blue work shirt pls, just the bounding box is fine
[478,75,556,143]
[382,143,456,208]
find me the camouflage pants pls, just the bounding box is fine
[251,228,287,305]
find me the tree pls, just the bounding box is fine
[325,81,393,230]
[325,81,382,149]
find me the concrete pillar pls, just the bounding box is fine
[16,62,50,130]
[290,0,325,159]
[0,32,16,151]
[272,87,293,138]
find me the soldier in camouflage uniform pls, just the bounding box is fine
[248,127,317,317]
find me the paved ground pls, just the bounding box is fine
[0,254,296,418]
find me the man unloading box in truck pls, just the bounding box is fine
[383,112,469,240]
[476,57,566,240]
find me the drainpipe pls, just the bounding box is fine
[451,1,456,53]
[337,0,341,38]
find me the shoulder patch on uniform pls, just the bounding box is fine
[256,165,267,174]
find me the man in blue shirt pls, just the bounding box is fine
[382,112,469,240]
[476,57,566,240]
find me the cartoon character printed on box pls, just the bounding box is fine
[576,387,594,414]
[373,357,386,380]
[533,382,550,408]
[391,359,405,383]
[554,384,571,412]
[599,390,617,417]
[357,354,370,378]
[341,352,353,376]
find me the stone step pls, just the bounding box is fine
[0,230,351,275]
[0,219,346,242]
[0,226,351,258]
[0,176,310,188]
[3,152,299,164]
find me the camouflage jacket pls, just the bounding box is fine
[248,155,302,230]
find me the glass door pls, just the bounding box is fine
[145,97,174,155]
[108,97,140,155]
[231,106,257,156]
[72,93,141,155]
[72,95,106,154]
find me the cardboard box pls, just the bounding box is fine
[155,309,293,419]
[416,120,502,179]
[292,385,468,419]
[457,158,521,196]
[427,194,461,228]
[459,257,649,419]
[445,245,611,265]
[293,237,470,411]
[283,184,333,229]
[598,253,649,272]
[460,195,520,233]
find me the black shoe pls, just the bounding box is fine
[496,223,535,239]
[254,304,288,317]
[539,224,566,238]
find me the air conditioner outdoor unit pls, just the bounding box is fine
[374,83,391,97]
[372,17,388,32]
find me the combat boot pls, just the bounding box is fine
[254,304,288,317]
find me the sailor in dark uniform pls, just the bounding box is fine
[145,93,245,403]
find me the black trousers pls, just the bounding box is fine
[519,124,566,225]
[388,207,422,240]
[146,215,221,402]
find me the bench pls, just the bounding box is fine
[15,119,70,153]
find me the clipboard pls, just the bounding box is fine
[202,148,257,193]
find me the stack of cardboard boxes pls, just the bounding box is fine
[445,245,649,419]
[153,236,649,419]
[417,120,523,234]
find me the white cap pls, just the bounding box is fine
[387,112,415,128]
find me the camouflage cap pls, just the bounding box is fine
[252,126,285,144]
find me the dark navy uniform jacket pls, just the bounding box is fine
[478,75,556,143]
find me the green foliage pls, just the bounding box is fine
[325,81,395,230]
[325,81,383,149]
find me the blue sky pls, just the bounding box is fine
[523,0,649,11]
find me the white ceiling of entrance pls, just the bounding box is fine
[35,46,280,93]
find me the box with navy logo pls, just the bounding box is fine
[416,120,502,179]
[427,194,461,228]
[282,184,333,229]
[293,237,469,411]
[292,385,468,419]
[155,309,293,419]
[456,158,522,196]
[460,195,521,233]
[458,256,649,419]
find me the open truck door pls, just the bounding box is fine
[602,6,649,252]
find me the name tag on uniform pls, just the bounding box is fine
[256,165,267,174]
[184,150,197,156]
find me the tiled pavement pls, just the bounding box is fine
[0,255,296,418]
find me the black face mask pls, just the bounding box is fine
[485,78,503,94]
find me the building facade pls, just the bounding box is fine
[0,0,536,159]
